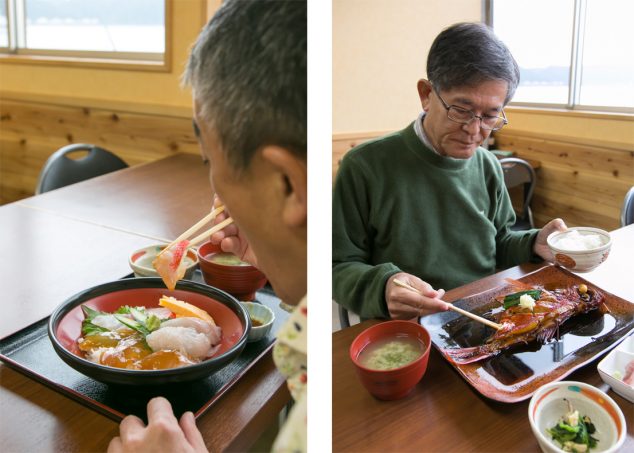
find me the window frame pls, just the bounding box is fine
[486,0,634,114]
[0,0,172,72]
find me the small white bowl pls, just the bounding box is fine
[129,244,198,279]
[598,333,634,403]
[547,227,612,272]
[240,302,274,342]
[528,381,626,453]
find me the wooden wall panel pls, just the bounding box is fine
[332,129,634,231]
[0,97,199,205]
[494,130,634,230]
[332,132,386,181]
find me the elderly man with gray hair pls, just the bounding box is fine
[108,1,306,452]
[333,22,566,320]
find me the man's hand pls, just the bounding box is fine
[534,218,567,262]
[385,272,449,319]
[108,397,208,453]
[209,195,258,267]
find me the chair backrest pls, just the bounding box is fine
[36,144,128,194]
[498,157,537,230]
[621,186,634,227]
[338,304,351,329]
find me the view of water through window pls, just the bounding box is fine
[24,0,164,53]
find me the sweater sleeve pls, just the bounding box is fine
[332,155,399,319]
[491,162,540,268]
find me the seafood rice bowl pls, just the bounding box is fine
[49,278,250,385]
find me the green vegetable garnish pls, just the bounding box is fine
[145,314,161,332]
[503,290,542,309]
[114,313,150,336]
[547,399,598,452]
[113,309,161,338]
[80,305,110,336]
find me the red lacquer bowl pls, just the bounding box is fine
[197,241,267,301]
[349,320,431,400]
[48,278,250,386]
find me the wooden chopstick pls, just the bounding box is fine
[188,217,234,247]
[393,278,503,330]
[160,205,225,253]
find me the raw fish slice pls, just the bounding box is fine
[152,240,190,290]
[161,317,222,345]
[624,360,634,386]
[146,326,213,360]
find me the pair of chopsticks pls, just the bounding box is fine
[393,278,503,330]
[160,205,234,252]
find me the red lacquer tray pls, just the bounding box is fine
[420,265,634,402]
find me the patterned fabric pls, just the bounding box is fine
[272,295,307,453]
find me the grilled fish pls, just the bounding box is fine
[444,279,605,364]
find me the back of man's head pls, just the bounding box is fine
[426,22,519,105]
[183,0,307,170]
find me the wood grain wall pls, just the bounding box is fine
[493,130,634,231]
[0,94,199,204]
[333,130,634,231]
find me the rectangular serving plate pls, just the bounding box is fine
[0,281,288,422]
[420,265,634,403]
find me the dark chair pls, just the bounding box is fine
[338,304,351,329]
[621,186,634,227]
[499,157,536,230]
[36,144,128,194]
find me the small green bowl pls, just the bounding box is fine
[240,302,274,342]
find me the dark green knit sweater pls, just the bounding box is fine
[332,122,539,319]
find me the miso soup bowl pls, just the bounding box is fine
[547,227,612,273]
[349,320,431,400]
[197,241,267,301]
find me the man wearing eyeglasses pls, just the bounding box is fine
[333,22,566,320]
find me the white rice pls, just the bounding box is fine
[554,230,605,251]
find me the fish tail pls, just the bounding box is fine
[443,345,497,364]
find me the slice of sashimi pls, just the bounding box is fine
[152,240,190,290]
[146,326,212,360]
[161,317,222,345]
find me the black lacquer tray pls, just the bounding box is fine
[0,271,288,421]
[420,265,634,402]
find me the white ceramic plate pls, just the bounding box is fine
[597,333,634,403]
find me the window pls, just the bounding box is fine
[0,2,7,47]
[489,0,634,111]
[1,0,167,67]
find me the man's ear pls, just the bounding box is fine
[261,146,307,228]
[417,79,433,111]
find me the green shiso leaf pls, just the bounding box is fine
[503,290,542,309]
[80,305,110,336]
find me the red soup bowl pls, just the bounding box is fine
[349,320,431,400]
[48,278,250,386]
[197,241,267,301]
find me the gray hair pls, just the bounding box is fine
[183,0,306,170]
[427,22,520,105]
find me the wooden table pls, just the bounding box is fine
[0,154,289,452]
[333,226,634,452]
[18,153,214,242]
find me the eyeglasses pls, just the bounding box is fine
[433,88,508,131]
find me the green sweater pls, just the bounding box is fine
[332,123,539,319]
